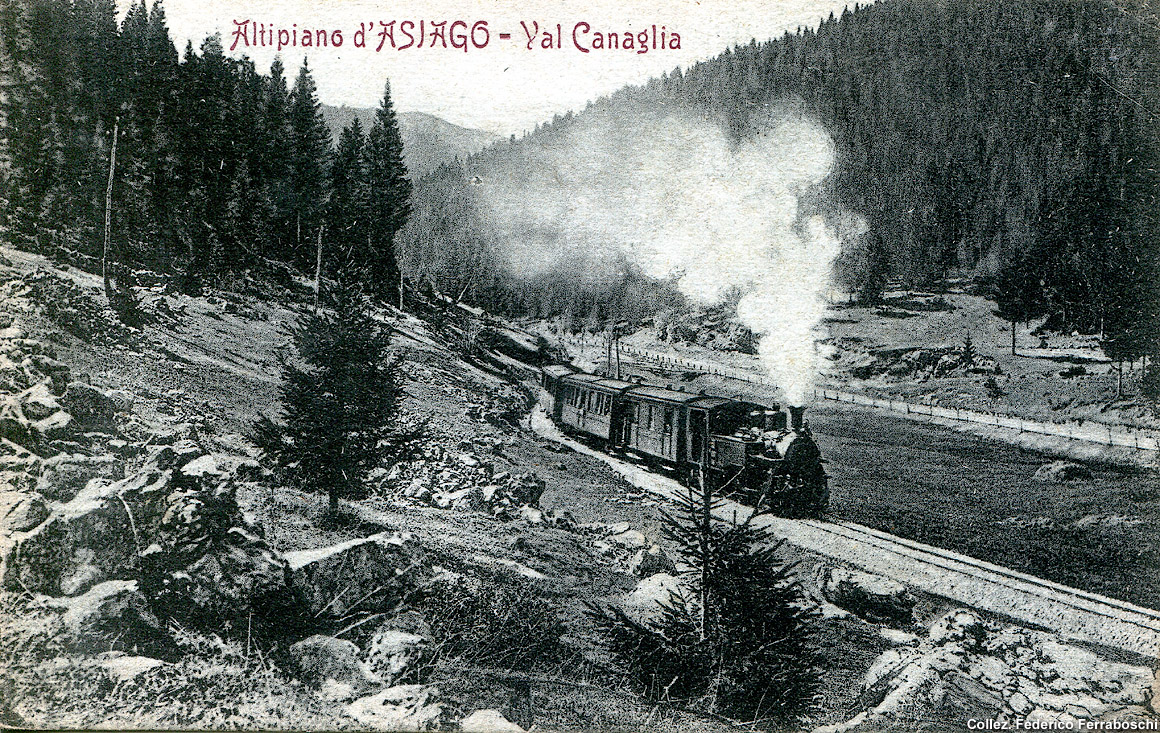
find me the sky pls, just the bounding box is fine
[120,0,858,136]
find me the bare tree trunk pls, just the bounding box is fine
[1011,320,1016,356]
[314,226,324,312]
[614,329,621,380]
[699,463,710,638]
[102,118,119,300]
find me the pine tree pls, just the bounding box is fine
[287,57,331,264]
[991,252,1045,355]
[589,485,820,725]
[255,275,415,515]
[260,57,294,261]
[326,118,368,271]
[363,82,411,299]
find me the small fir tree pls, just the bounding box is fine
[589,485,821,726]
[255,274,415,515]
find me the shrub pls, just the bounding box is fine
[415,575,574,673]
[589,487,821,726]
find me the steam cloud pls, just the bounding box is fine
[480,110,848,405]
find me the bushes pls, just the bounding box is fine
[589,487,821,726]
[415,575,575,673]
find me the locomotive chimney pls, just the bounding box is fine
[787,405,805,432]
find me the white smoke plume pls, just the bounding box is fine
[478,109,848,405]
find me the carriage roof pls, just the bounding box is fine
[542,364,575,379]
[624,385,702,404]
[561,372,635,394]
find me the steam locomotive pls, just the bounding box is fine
[540,365,828,517]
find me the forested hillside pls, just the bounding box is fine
[0,0,409,296]
[401,0,1158,361]
[1,0,1157,363]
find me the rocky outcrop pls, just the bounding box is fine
[3,474,158,595]
[288,635,380,693]
[816,565,916,628]
[460,709,525,733]
[50,579,176,658]
[284,532,429,618]
[1033,461,1094,482]
[36,453,123,502]
[383,443,547,518]
[4,430,297,632]
[815,609,1157,732]
[345,684,445,731]
[620,572,689,626]
[629,544,677,578]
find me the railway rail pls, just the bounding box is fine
[529,407,1160,659]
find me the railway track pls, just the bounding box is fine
[528,407,1160,659]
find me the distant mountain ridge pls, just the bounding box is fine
[321,106,501,179]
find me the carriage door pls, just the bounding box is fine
[689,409,707,464]
[623,403,637,446]
[662,407,675,458]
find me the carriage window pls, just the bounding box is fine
[646,405,654,428]
[663,408,674,434]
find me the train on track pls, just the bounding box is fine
[539,364,828,517]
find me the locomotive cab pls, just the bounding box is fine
[697,399,827,518]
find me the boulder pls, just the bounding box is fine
[1034,461,1093,482]
[620,572,688,626]
[285,532,429,618]
[0,397,31,448]
[2,477,151,595]
[288,635,379,692]
[0,489,48,533]
[824,608,1159,732]
[98,653,166,683]
[106,389,134,414]
[36,453,123,502]
[30,354,71,393]
[32,410,72,441]
[60,381,116,426]
[608,529,648,550]
[816,566,916,627]
[460,709,525,733]
[18,383,62,421]
[629,545,677,577]
[507,472,545,506]
[929,610,987,649]
[56,580,174,657]
[366,627,432,684]
[346,684,444,731]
